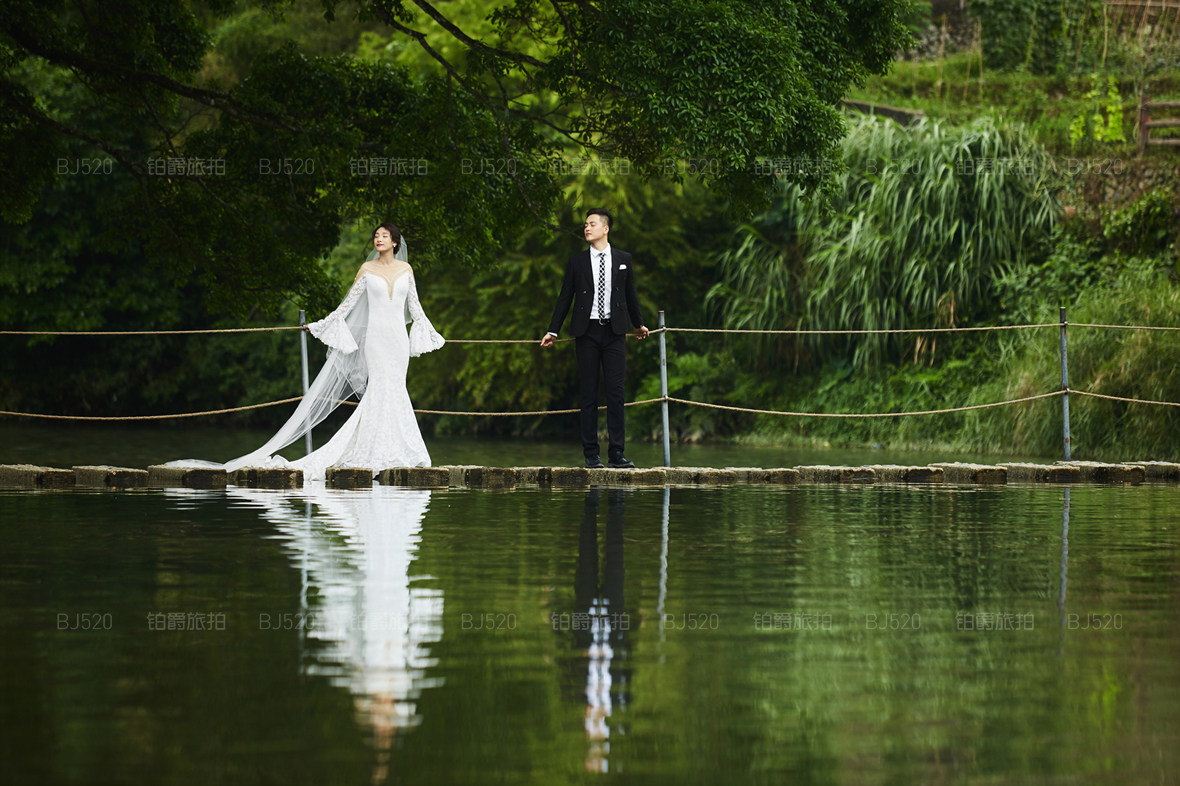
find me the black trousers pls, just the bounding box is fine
[575,322,626,459]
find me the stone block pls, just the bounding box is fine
[725,467,759,482]
[726,467,801,484]
[513,467,552,485]
[863,465,944,483]
[230,467,302,489]
[929,463,1008,484]
[763,468,802,484]
[436,465,477,486]
[73,465,149,489]
[147,465,227,489]
[0,464,76,489]
[586,468,667,486]
[1126,461,1180,481]
[549,467,590,487]
[464,466,516,489]
[665,467,738,485]
[904,466,944,483]
[325,467,373,489]
[376,467,407,486]
[405,467,451,487]
[377,467,451,487]
[1000,463,1082,483]
[795,465,876,483]
[1055,461,1144,485]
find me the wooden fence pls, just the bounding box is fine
[1138,95,1180,152]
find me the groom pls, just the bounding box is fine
[541,209,649,469]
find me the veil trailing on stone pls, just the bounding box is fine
[167,241,410,473]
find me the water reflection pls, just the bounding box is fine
[225,485,443,779]
[1058,488,1070,653]
[561,487,635,773]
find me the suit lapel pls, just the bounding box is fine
[578,249,593,287]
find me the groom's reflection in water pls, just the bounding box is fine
[558,487,633,773]
[225,485,443,785]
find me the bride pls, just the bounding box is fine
[175,222,445,481]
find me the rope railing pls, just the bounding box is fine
[664,323,1061,335]
[0,327,302,336]
[6,321,1180,338]
[0,397,305,421]
[7,321,1180,339]
[9,388,1177,423]
[1069,390,1180,408]
[667,391,1064,418]
[1067,322,1180,331]
[0,397,664,421]
[2,317,1179,431]
[0,392,1071,422]
[413,397,664,416]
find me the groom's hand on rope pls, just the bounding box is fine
[540,333,556,348]
[635,326,650,340]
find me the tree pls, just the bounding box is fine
[1,0,914,319]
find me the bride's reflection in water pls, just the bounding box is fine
[226,484,443,781]
[559,487,634,774]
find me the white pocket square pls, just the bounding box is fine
[619,264,627,269]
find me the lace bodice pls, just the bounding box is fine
[308,271,445,357]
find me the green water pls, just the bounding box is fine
[2,482,1177,784]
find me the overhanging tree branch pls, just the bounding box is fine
[0,82,141,171]
[370,5,561,231]
[409,0,549,69]
[2,23,302,133]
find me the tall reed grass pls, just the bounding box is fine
[967,264,1180,459]
[710,114,1060,369]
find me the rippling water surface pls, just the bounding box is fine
[2,483,1177,784]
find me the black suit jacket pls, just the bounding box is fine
[548,249,645,337]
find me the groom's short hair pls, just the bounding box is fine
[586,208,612,230]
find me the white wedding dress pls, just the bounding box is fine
[171,265,445,481]
[296,269,444,478]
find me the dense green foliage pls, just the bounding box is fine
[972,264,1180,459]
[0,0,913,418]
[708,115,1058,368]
[713,190,1180,459]
[969,0,1096,75]
[1,0,914,310]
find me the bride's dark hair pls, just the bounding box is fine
[373,221,401,252]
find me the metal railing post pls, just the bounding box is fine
[1059,306,1070,461]
[658,310,671,468]
[299,310,313,455]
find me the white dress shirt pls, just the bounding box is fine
[547,244,612,337]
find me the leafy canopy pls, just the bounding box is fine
[1,0,913,315]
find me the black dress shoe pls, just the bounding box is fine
[608,455,636,469]
[585,456,604,469]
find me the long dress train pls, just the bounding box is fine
[292,270,444,479]
[172,269,445,481]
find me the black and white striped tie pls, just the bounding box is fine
[597,252,607,321]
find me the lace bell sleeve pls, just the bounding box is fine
[406,275,445,357]
[306,274,366,353]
